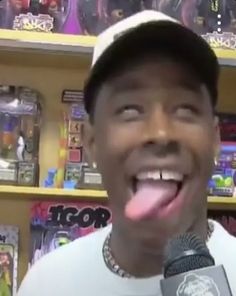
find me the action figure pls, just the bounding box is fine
[16,131,25,161]
[154,0,184,22]
[181,0,236,34]
[0,265,11,296]
[107,0,142,24]
[78,0,108,35]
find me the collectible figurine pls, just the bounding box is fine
[16,131,25,161]
[107,0,143,24]
[0,264,11,296]
[77,0,106,35]
[50,230,72,249]
[181,0,236,34]
[0,86,41,186]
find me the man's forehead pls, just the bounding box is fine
[104,58,202,90]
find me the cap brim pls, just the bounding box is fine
[84,21,219,114]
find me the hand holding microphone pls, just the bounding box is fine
[161,233,233,295]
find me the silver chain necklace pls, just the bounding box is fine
[102,221,215,278]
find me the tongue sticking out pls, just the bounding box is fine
[125,181,178,220]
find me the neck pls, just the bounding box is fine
[110,216,208,278]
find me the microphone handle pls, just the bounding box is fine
[160,265,233,296]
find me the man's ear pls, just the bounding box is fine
[81,116,97,166]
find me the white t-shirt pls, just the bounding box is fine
[17,220,236,296]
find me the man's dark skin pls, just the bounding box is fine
[83,53,220,277]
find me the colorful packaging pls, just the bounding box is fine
[0,85,41,186]
[208,210,236,237]
[218,113,236,142]
[208,142,236,197]
[30,201,112,266]
[0,225,19,296]
[0,0,235,51]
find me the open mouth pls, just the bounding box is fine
[125,170,185,220]
[132,170,183,195]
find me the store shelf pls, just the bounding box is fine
[0,185,107,200]
[0,29,95,54]
[208,196,236,210]
[0,29,94,68]
[215,49,236,67]
[0,29,235,67]
[1,185,236,208]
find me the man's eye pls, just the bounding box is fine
[175,104,200,118]
[115,105,143,121]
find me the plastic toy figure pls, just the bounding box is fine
[9,0,26,13]
[16,131,25,161]
[143,0,154,9]
[1,115,16,159]
[154,0,189,24]
[180,0,236,34]
[78,0,108,35]
[52,230,72,248]
[40,0,59,14]
[107,0,143,24]
[0,265,10,296]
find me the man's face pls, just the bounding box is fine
[83,57,219,248]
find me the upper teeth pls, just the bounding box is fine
[137,170,183,181]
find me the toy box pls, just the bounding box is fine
[0,85,41,186]
[0,225,19,296]
[151,0,236,50]
[208,210,236,236]
[0,0,109,34]
[218,113,236,142]
[0,0,70,33]
[30,201,112,266]
[208,142,236,197]
[1,0,236,49]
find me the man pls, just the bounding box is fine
[18,10,236,296]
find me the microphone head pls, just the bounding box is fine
[163,232,215,278]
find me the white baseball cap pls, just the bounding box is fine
[84,10,219,115]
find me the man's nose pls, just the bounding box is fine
[141,106,179,156]
[144,106,174,144]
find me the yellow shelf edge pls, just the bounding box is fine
[0,30,235,63]
[0,29,96,47]
[0,185,107,199]
[208,196,236,204]
[1,186,236,205]
[214,48,236,60]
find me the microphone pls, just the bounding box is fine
[160,233,233,296]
